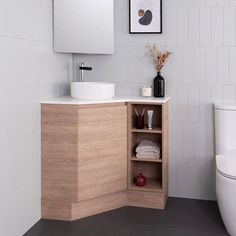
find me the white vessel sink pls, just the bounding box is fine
[71,82,115,100]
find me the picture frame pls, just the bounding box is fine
[129,0,162,34]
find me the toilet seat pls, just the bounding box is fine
[216,155,236,180]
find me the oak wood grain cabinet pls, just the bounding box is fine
[41,100,169,220]
[41,103,127,220]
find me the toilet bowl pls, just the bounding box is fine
[216,155,236,236]
[214,103,236,236]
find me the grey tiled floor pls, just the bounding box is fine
[24,197,229,236]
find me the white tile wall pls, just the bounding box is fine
[224,7,236,46]
[212,7,223,46]
[177,8,188,46]
[200,8,212,46]
[188,8,200,46]
[0,1,72,235]
[73,0,236,201]
[217,47,229,84]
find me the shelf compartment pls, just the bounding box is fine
[129,161,162,192]
[131,133,162,160]
[130,104,162,131]
[130,177,163,192]
[130,157,162,163]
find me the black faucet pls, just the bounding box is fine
[79,62,92,82]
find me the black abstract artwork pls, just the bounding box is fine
[138,9,153,25]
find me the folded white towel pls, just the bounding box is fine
[136,149,160,155]
[136,140,160,153]
[136,152,160,159]
[136,150,160,155]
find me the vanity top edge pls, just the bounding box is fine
[41,96,170,105]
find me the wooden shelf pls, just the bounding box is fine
[130,157,162,163]
[130,178,163,192]
[127,101,169,209]
[131,127,162,134]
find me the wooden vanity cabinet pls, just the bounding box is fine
[41,100,169,220]
[41,103,127,220]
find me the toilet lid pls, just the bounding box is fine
[216,155,236,179]
[214,103,236,111]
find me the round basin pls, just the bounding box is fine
[71,82,115,100]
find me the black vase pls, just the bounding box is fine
[154,72,165,98]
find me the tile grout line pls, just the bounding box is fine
[128,208,143,236]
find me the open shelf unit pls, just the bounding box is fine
[127,101,169,209]
[129,161,162,191]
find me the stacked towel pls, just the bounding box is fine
[135,140,161,159]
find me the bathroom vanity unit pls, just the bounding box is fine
[41,97,169,220]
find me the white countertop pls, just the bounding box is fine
[41,96,170,105]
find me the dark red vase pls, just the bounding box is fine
[134,173,146,187]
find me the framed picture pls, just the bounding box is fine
[129,0,162,34]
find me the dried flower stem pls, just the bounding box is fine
[146,43,172,73]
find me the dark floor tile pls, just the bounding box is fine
[131,224,228,236]
[24,220,75,236]
[25,198,229,236]
[25,221,133,236]
[73,223,132,236]
[136,198,227,234]
[107,223,133,236]
[74,206,139,227]
[24,207,138,236]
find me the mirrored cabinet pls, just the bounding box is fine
[53,0,114,54]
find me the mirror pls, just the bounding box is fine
[53,0,114,54]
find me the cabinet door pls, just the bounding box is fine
[77,105,127,201]
[54,0,114,54]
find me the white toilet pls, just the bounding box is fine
[215,103,236,236]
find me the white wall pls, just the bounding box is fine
[74,0,236,200]
[0,1,72,235]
